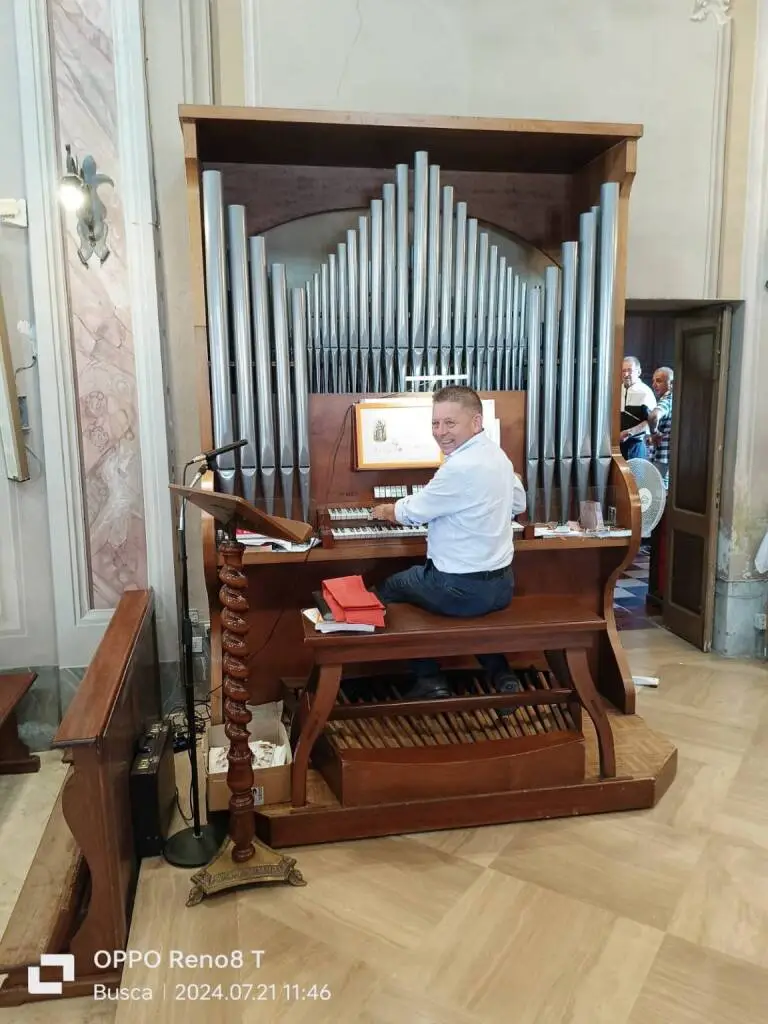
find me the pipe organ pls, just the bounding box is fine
[181,107,675,849]
[201,149,619,528]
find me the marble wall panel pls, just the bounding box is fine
[50,0,147,608]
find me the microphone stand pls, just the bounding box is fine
[163,457,221,868]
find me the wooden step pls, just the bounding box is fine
[0,770,86,975]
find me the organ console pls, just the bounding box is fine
[180,106,677,849]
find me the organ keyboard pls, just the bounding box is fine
[331,523,428,540]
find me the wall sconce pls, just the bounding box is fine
[59,144,114,267]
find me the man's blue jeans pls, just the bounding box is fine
[377,560,513,681]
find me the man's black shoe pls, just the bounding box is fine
[492,671,523,716]
[406,675,451,700]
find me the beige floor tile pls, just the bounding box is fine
[406,870,663,1024]
[628,935,768,1024]
[710,747,768,850]
[637,697,756,764]
[401,821,527,867]
[490,812,706,929]
[233,836,483,974]
[354,981,479,1024]
[0,998,116,1023]
[633,751,739,833]
[668,834,768,969]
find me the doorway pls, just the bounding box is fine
[618,301,732,650]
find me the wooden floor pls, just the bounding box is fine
[4,624,768,1022]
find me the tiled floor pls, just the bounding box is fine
[614,545,663,631]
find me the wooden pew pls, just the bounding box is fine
[0,672,40,774]
[0,589,161,1006]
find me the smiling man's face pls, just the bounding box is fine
[432,400,482,455]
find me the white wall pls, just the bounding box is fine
[0,1,57,668]
[244,0,732,301]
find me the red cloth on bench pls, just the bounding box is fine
[322,576,386,628]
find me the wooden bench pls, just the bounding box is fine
[0,590,161,1006]
[0,672,40,774]
[292,596,616,807]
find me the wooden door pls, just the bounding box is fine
[663,309,731,650]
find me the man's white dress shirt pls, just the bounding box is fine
[393,431,527,575]
[621,381,657,415]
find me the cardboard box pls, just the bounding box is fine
[205,702,292,811]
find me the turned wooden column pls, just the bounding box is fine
[218,538,255,863]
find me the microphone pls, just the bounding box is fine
[189,439,248,465]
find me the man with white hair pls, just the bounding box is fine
[619,355,656,460]
[648,366,674,487]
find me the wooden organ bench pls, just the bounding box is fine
[292,597,616,809]
[0,590,161,1006]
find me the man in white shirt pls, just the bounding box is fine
[371,386,527,701]
[619,356,656,460]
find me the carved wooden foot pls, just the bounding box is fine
[291,664,342,807]
[219,539,255,864]
[547,648,616,778]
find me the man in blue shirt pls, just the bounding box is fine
[371,385,527,701]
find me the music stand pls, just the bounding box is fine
[168,484,311,903]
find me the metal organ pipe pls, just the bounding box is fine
[574,210,596,508]
[320,262,331,394]
[495,255,507,391]
[248,235,276,514]
[226,204,258,503]
[525,286,542,522]
[426,164,441,379]
[475,231,489,392]
[411,151,429,379]
[557,242,578,523]
[358,214,370,394]
[369,198,383,393]
[382,183,396,393]
[337,241,349,393]
[439,185,454,380]
[593,183,619,508]
[486,245,499,390]
[201,171,235,492]
[271,264,295,519]
[328,252,339,393]
[346,230,359,393]
[452,201,467,380]
[291,287,311,522]
[464,218,479,388]
[395,164,409,392]
[541,266,560,522]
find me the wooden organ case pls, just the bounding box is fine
[180,106,677,847]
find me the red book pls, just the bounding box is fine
[323,576,384,611]
[321,575,385,627]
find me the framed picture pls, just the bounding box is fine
[0,288,29,482]
[354,398,442,470]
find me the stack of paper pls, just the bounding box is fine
[207,739,287,775]
[302,607,377,634]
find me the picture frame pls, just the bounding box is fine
[353,398,442,470]
[0,287,29,482]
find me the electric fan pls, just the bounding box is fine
[626,458,667,537]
